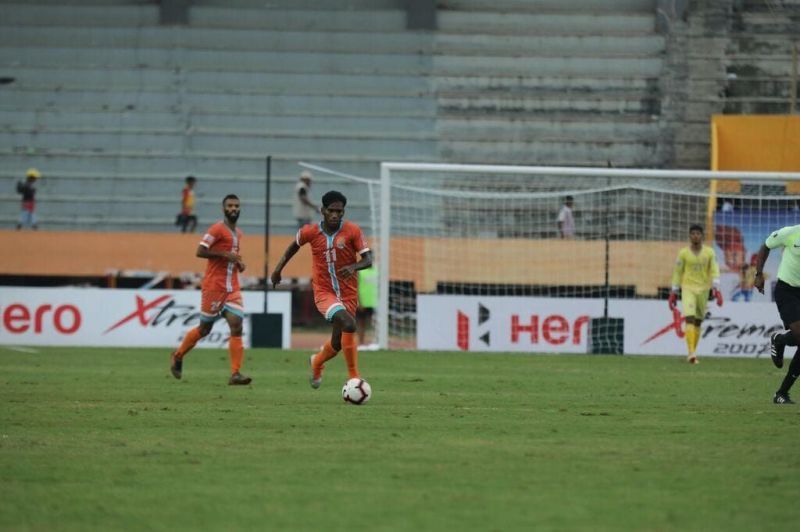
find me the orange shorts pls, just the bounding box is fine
[200,289,244,322]
[314,291,357,322]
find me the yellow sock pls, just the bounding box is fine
[691,323,701,352]
[685,324,696,355]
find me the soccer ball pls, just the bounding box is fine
[342,378,372,405]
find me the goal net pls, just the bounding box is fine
[304,162,800,356]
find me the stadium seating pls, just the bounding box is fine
[0,0,796,232]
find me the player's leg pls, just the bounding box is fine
[332,306,360,379]
[770,281,800,369]
[170,290,219,379]
[307,294,344,388]
[308,320,341,389]
[222,294,251,385]
[775,322,800,404]
[681,290,699,362]
[688,292,708,363]
[770,326,798,370]
[170,319,212,379]
[771,281,800,403]
[685,317,700,364]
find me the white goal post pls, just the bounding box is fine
[375,162,800,352]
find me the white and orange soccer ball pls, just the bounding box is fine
[342,378,372,405]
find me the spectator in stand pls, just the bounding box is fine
[557,195,575,239]
[176,175,198,233]
[16,168,40,230]
[293,170,317,229]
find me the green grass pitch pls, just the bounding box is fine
[1,346,799,531]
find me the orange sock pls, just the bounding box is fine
[312,341,338,372]
[341,331,359,379]
[229,335,244,374]
[175,327,202,358]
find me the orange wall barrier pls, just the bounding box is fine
[0,230,312,279]
[3,230,684,296]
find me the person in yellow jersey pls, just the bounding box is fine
[755,225,800,404]
[668,224,723,364]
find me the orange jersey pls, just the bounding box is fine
[181,186,195,215]
[297,221,370,302]
[199,221,243,293]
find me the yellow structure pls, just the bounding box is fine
[711,115,800,173]
[708,115,800,231]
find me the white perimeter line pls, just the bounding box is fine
[2,346,40,354]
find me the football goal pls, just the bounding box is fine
[303,162,800,354]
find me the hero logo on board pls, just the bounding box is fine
[1,303,81,334]
[456,303,590,350]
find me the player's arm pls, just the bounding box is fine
[668,251,684,309]
[196,244,240,263]
[271,241,301,288]
[755,227,791,293]
[753,243,770,293]
[338,250,373,280]
[196,227,242,265]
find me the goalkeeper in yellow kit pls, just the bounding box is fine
[669,224,723,364]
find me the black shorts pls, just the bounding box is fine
[356,307,374,318]
[774,279,800,328]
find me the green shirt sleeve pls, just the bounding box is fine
[766,226,794,249]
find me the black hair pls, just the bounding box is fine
[186,175,196,184]
[322,190,347,208]
[689,224,703,233]
[565,195,574,202]
[222,194,239,205]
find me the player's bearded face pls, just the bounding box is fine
[224,201,240,223]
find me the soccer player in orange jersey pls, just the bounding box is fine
[170,194,252,385]
[271,190,373,389]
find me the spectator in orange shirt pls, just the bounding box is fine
[176,175,198,233]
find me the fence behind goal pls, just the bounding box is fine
[304,162,800,355]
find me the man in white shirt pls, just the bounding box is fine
[293,170,317,229]
[557,195,575,239]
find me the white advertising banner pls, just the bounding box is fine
[417,295,782,358]
[610,299,781,358]
[417,295,604,353]
[0,288,291,348]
